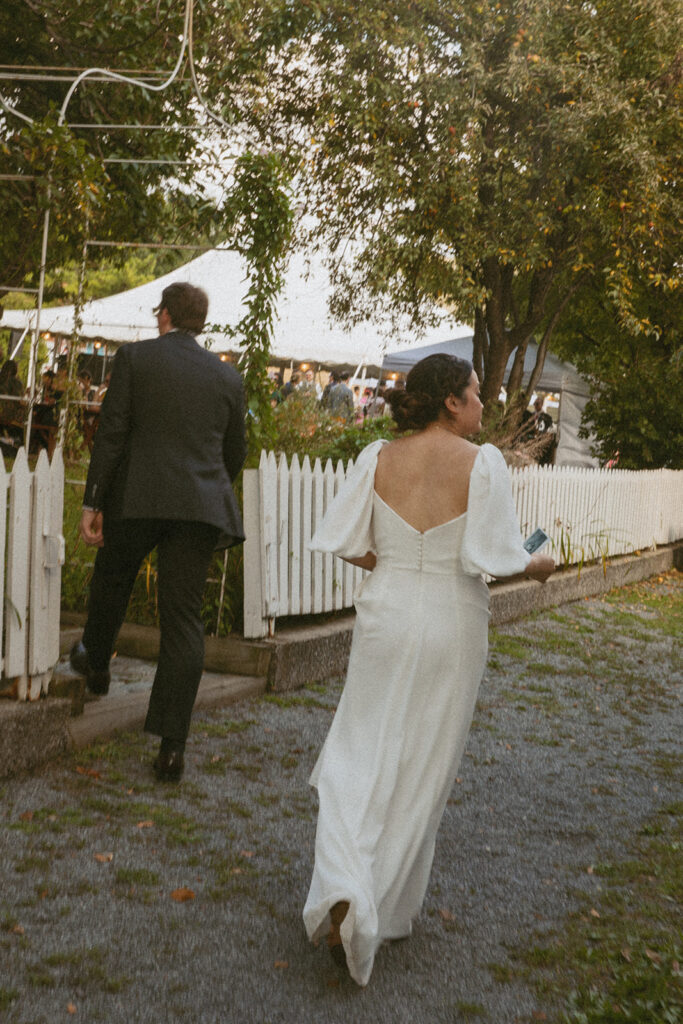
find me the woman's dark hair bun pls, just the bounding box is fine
[391,353,473,431]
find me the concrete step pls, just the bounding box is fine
[68,669,266,749]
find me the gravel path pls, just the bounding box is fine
[1,572,680,1024]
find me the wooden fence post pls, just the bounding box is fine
[242,467,268,639]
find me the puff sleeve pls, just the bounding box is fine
[461,443,532,578]
[309,439,388,559]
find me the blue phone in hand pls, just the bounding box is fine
[524,528,550,554]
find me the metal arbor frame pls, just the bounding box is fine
[0,0,237,448]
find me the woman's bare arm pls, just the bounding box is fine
[524,553,555,583]
[493,553,555,585]
[342,552,377,571]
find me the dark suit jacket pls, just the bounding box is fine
[83,330,247,547]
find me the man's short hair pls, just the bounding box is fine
[158,283,209,334]
[340,370,350,382]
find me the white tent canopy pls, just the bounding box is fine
[382,336,598,467]
[382,335,575,392]
[2,247,472,369]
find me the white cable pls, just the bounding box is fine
[57,0,192,125]
[0,0,193,128]
[187,0,232,131]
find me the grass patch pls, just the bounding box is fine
[262,692,331,710]
[36,946,131,994]
[74,731,148,766]
[125,803,203,846]
[115,867,160,887]
[453,1002,487,1018]
[0,988,18,1011]
[14,856,51,875]
[488,632,529,659]
[197,719,253,738]
[255,792,280,808]
[26,969,54,988]
[512,804,682,1021]
[225,799,252,819]
[602,571,682,639]
[525,662,566,676]
[229,761,262,781]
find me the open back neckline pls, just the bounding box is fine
[371,441,483,536]
[372,489,467,535]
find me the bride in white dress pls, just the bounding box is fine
[303,354,555,986]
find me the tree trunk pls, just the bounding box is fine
[522,282,583,405]
[472,307,487,383]
[480,260,512,406]
[506,336,530,400]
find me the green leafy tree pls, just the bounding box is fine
[203,0,681,415]
[554,273,683,468]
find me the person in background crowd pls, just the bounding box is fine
[0,359,25,444]
[299,367,322,400]
[95,373,111,403]
[365,386,386,420]
[280,371,300,400]
[532,396,553,434]
[321,369,339,406]
[323,369,355,424]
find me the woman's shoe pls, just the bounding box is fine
[327,901,350,970]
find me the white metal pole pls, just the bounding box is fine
[24,207,51,448]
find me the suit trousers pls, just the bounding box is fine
[83,517,220,743]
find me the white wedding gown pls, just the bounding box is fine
[303,441,532,985]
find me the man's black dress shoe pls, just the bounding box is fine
[153,750,184,783]
[69,641,110,696]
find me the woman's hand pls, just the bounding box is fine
[525,553,555,584]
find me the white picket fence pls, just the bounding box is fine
[1,448,65,699]
[243,451,683,638]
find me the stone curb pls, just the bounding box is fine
[67,672,266,750]
[1,541,680,778]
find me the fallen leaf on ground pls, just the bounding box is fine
[67,1003,77,1014]
[645,948,661,964]
[76,766,101,779]
[439,909,455,922]
[240,850,254,858]
[590,908,600,918]
[532,1013,547,1022]
[170,887,195,903]
[136,820,154,829]
[94,852,113,863]
[19,811,33,821]
[12,924,24,935]
[621,947,632,962]
[586,865,594,874]
[274,960,288,969]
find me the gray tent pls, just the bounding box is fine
[381,337,598,467]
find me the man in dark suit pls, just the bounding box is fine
[70,282,246,781]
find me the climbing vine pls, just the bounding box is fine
[217,150,294,460]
